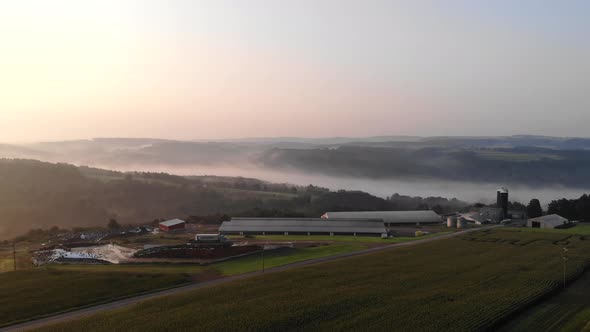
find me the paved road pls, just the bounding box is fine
[2,226,496,332]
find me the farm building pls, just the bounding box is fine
[527,214,571,229]
[159,219,186,232]
[219,218,388,236]
[321,211,441,226]
[462,208,505,224]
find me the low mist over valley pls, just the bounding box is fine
[2,135,590,204]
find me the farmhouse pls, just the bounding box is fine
[321,211,441,226]
[219,218,387,236]
[527,214,570,229]
[159,219,186,232]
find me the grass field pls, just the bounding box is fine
[36,229,590,332]
[0,258,14,272]
[0,242,33,272]
[213,244,366,275]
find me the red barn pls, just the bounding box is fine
[159,219,186,232]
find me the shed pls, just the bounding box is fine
[527,214,570,229]
[159,219,186,232]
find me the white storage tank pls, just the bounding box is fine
[447,216,457,228]
[457,217,467,229]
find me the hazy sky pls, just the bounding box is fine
[1,0,589,142]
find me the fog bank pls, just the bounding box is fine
[95,164,590,207]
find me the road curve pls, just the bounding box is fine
[2,226,497,332]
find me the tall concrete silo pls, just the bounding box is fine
[497,187,509,220]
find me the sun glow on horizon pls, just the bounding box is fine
[1,1,589,141]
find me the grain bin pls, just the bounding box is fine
[447,216,457,228]
[457,217,467,229]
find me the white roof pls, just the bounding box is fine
[219,218,387,234]
[159,219,186,227]
[322,211,441,224]
[529,214,569,227]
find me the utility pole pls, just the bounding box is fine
[12,242,17,272]
[562,247,568,289]
[261,245,265,273]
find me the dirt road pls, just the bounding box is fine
[1,226,496,332]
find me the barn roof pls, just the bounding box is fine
[159,219,186,227]
[528,214,569,227]
[321,211,441,224]
[219,218,387,234]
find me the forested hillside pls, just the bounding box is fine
[0,159,467,240]
[4,137,590,187]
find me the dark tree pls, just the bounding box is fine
[107,218,121,230]
[526,199,543,218]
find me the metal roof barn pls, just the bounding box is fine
[219,218,387,236]
[321,211,441,226]
[527,214,570,229]
[159,219,186,232]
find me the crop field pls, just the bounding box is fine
[493,227,590,331]
[0,243,366,327]
[509,224,590,236]
[37,229,590,332]
[0,269,190,327]
[496,266,590,332]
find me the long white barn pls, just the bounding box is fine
[321,211,441,226]
[219,218,387,236]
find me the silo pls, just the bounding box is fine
[497,187,509,220]
[457,217,467,229]
[447,216,457,228]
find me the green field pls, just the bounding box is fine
[0,243,366,327]
[214,244,365,275]
[36,229,590,332]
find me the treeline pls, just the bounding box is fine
[386,194,467,214]
[0,159,469,240]
[547,194,590,221]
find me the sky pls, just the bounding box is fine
[0,0,589,142]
